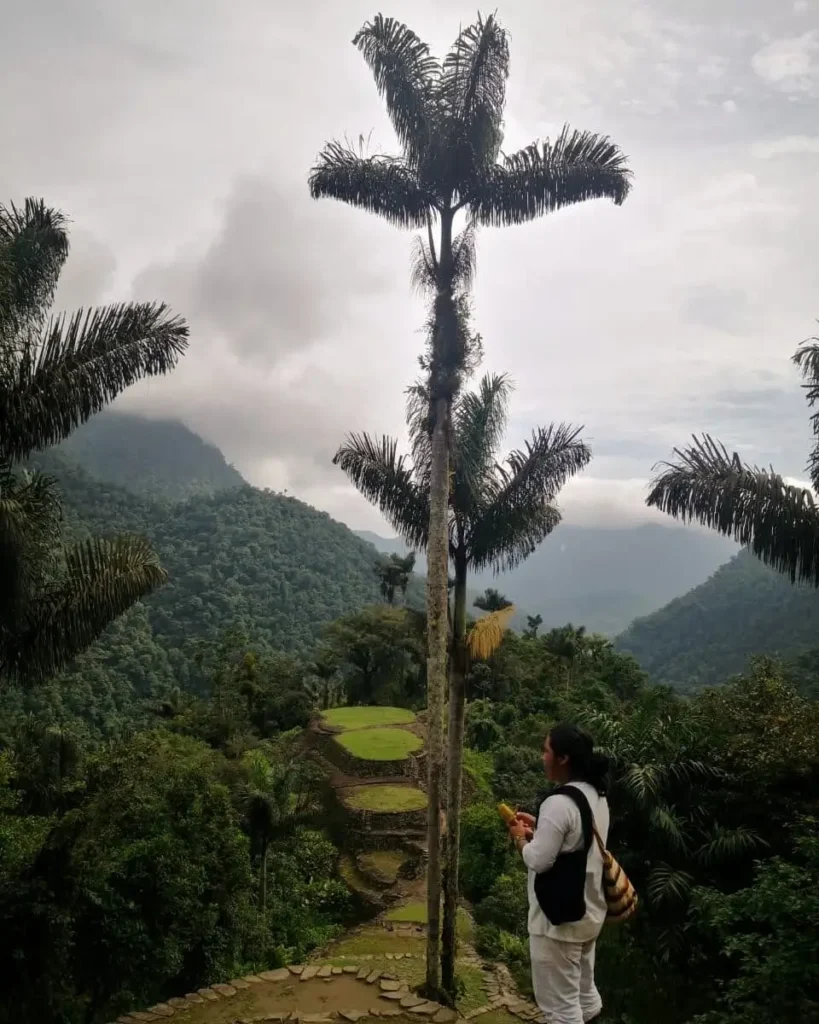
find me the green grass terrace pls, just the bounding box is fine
[336,727,422,761]
[321,707,417,731]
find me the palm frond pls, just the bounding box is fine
[2,302,188,463]
[695,825,766,867]
[308,143,434,227]
[622,762,663,807]
[333,433,429,550]
[647,434,819,585]
[3,534,166,684]
[0,199,69,341]
[467,423,590,572]
[649,803,690,854]
[467,604,515,660]
[353,16,439,167]
[793,332,819,490]
[410,223,476,296]
[440,14,509,168]
[468,126,632,226]
[454,372,512,490]
[647,863,694,908]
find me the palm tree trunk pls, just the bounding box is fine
[442,550,468,994]
[424,394,449,997]
[259,837,269,915]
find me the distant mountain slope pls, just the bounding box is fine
[56,411,246,500]
[615,549,819,691]
[27,449,421,677]
[359,524,738,635]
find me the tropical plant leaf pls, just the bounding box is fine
[353,15,439,168]
[647,862,694,907]
[467,604,515,660]
[2,302,188,463]
[440,13,509,171]
[2,534,167,684]
[793,333,819,491]
[308,143,433,228]
[468,126,631,226]
[647,434,819,585]
[0,198,69,341]
[695,825,766,867]
[650,803,691,854]
[333,433,430,551]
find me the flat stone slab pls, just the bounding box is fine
[289,965,306,975]
[301,966,319,981]
[332,967,343,975]
[400,996,425,1009]
[409,1003,442,1016]
[212,984,237,997]
[230,978,251,990]
[244,974,265,984]
[129,1015,160,1022]
[433,1011,458,1024]
[357,968,370,980]
[340,1012,366,1022]
[301,1015,334,1023]
[184,993,205,1004]
[261,969,292,983]
[317,965,333,978]
[380,980,401,992]
[147,1005,175,1018]
[263,1014,289,1022]
[382,1010,402,1018]
[343,966,359,974]
[380,992,404,1001]
[198,989,219,1001]
[168,998,189,1008]
[366,970,381,984]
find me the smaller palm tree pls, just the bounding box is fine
[0,199,188,683]
[647,332,819,584]
[374,551,417,605]
[242,750,297,915]
[473,588,512,613]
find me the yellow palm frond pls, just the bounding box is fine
[466,605,515,660]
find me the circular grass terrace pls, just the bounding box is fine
[336,727,422,761]
[344,784,428,812]
[322,706,416,731]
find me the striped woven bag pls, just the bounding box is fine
[592,826,638,923]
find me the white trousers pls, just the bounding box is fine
[529,934,602,1024]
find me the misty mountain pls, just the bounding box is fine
[616,549,819,691]
[56,411,247,501]
[357,524,738,635]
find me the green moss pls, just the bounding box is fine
[358,850,407,883]
[456,965,489,1014]
[344,785,427,812]
[336,728,422,761]
[322,707,416,731]
[329,928,426,957]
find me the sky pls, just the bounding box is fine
[3,0,819,533]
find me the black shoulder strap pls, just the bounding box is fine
[549,784,594,855]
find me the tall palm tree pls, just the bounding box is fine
[334,372,591,989]
[647,334,819,584]
[375,551,417,604]
[242,750,297,915]
[310,15,630,991]
[0,198,188,683]
[473,587,513,612]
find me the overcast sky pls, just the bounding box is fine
[4,0,818,532]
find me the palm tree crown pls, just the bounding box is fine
[647,333,819,585]
[0,198,188,683]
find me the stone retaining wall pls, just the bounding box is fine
[320,733,424,781]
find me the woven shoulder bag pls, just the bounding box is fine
[592,826,638,923]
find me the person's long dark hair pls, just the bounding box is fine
[548,723,610,795]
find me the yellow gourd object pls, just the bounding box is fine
[497,802,517,825]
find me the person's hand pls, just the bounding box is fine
[516,811,535,828]
[508,820,526,843]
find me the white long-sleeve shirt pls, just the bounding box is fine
[522,782,610,943]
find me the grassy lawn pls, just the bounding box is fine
[358,850,407,883]
[328,927,426,958]
[322,707,416,731]
[345,785,427,812]
[337,728,422,761]
[455,964,489,1015]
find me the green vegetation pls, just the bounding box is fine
[386,900,428,924]
[56,411,246,500]
[616,549,819,691]
[344,785,427,812]
[336,727,422,761]
[358,850,406,882]
[322,706,416,731]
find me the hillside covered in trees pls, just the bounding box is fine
[616,549,819,690]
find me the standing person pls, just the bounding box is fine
[508,724,610,1024]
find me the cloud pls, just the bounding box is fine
[3,0,818,536]
[752,134,819,157]
[751,32,818,93]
